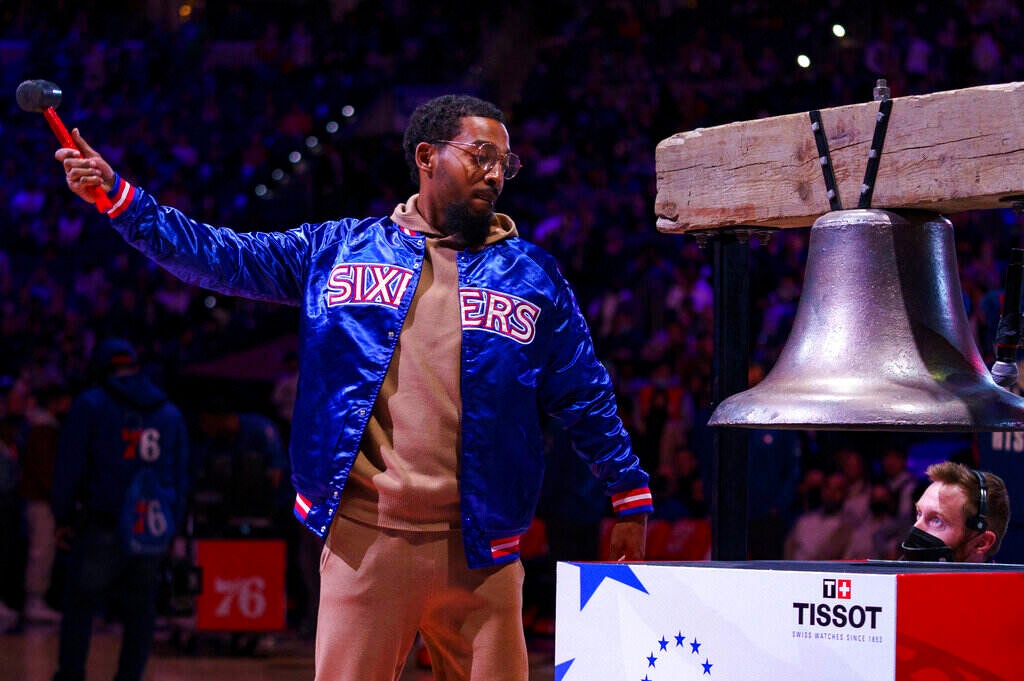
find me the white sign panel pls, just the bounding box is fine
[555,562,896,681]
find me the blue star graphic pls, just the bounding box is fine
[647,652,657,668]
[675,632,686,647]
[553,659,574,681]
[658,636,669,651]
[702,658,713,675]
[573,562,649,609]
[690,638,701,654]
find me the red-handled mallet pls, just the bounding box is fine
[16,79,113,213]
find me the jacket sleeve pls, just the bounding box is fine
[108,181,312,305]
[536,263,652,517]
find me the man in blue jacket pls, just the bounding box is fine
[51,339,189,681]
[56,94,651,680]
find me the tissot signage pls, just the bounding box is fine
[792,578,885,631]
[557,564,897,680]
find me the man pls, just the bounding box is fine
[900,461,1010,563]
[192,396,288,534]
[19,382,71,624]
[881,445,922,526]
[842,482,904,560]
[56,94,652,680]
[976,357,1024,562]
[0,383,21,633]
[50,339,189,681]
[783,471,851,561]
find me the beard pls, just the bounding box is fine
[444,201,493,248]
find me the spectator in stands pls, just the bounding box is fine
[795,466,826,514]
[0,382,22,632]
[270,349,299,445]
[19,382,71,624]
[664,446,706,519]
[843,482,904,560]
[880,446,924,526]
[836,448,871,526]
[747,429,802,559]
[784,471,851,561]
[193,396,289,536]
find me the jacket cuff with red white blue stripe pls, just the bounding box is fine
[489,534,521,564]
[104,172,136,219]
[611,487,654,515]
[294,492,312,521]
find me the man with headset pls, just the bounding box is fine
[901,461,1010,563]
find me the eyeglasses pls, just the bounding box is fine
[433,140,521,179]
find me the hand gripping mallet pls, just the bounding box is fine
[16,79,113,213]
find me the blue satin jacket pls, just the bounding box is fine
[107,180,652,568]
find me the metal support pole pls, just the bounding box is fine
[709,230,751,561]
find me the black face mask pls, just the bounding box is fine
[900,526,954,561]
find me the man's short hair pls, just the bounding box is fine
[403,94,505,186]
[925,461,1010,559]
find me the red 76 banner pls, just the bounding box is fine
[195,539,286,631]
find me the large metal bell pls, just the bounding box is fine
[709,209,1024,431]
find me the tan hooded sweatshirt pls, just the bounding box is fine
[337,194,517,531]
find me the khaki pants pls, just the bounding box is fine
[316,514,528,681]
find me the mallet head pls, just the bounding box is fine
[16,79,63,113]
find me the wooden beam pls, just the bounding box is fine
[655,81,1024,232]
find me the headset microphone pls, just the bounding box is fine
[969,468,988,532]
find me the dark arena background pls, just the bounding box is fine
[1,1,1022,679]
